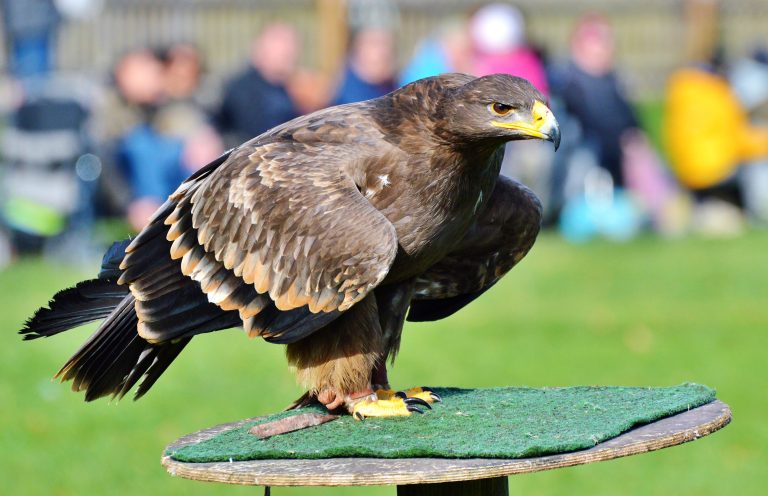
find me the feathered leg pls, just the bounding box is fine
[286,290,437,418]
[286,294,382,411]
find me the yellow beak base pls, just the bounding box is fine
[491,100,560,149]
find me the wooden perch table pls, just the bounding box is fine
[162,399,730,495]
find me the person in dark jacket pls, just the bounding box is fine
[217,23,301,146]
[333,26,396,105]
[556,14,639,187]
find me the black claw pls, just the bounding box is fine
[421,387,442,403]
[407,405,424,414]
[429,392,442,403]
[404,397,431,410]
[354,412,365,421]
[394,391,408,400]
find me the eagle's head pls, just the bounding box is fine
[437,73,561,150]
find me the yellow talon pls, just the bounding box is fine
[375,389,396,400]
[352,398,414,420]
[352,387,439,420]
[401,387,441,404]
[373,387,441,404]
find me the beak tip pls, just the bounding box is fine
[534,100,561,151]
[546,122,561,151]
[551,129,561,151]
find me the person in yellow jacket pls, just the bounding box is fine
[664,65,768,191]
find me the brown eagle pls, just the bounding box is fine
[22,74,559,419]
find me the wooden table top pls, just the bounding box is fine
[162,399,730,487]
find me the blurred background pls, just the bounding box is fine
[0,0,765,495]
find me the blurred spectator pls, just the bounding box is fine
[103,47,164,139]
[2,0,60,79]
[114,49,164,106]
[730,46,768,115]
[110,48,178,230]
[0,76,92,255]
[216,23,301,146]
[107,46,222,231]
[400,22,471,85]
[287,69,333,115]
[333,27,396,105]
[553,14,685,241]
[664,53,768,232]
[469,3,549,96]
[160,42,204,102]
[730,46,768,225]
[156,42,224,176]
[622,129,690,236]
[556,14,639,188]
[665,64,768,190]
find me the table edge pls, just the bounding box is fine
[161,399,731,487]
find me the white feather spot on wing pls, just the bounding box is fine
[473,191,484,214]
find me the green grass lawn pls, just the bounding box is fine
[1,232,765,495]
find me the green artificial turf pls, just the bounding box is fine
[169,384,715,462]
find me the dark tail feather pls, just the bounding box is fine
[131,338,190,400]
[98,239,131,279]
[22,238,198,401]
[22,277,190,401]
[20,278,129,340]
[51,294,191,401]
[21,238,132,340]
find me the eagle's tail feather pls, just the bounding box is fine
[20,278,129,340]
[21,278,189,401]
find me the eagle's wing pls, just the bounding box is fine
[120,122,398,344]
[407,176,541,322]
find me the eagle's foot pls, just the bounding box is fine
[375,386,441,404]
[351,393,430,420]
[402,386,442,404]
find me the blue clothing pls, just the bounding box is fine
[118,124,186,202]
[2,0,59,78]
[10,33,53,78]
[333,64,395,105]
[399,38,452,86]
[217,66,298,144]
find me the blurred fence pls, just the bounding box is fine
[1,0,767,98]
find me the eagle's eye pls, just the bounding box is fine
[490,102,514,117]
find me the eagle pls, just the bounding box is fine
[21,74,560,420]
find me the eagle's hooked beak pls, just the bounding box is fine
[492,100,561,151]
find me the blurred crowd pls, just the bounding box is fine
[1,1,767,266]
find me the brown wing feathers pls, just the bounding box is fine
[157,139,398,337]
[115,119,397,346]
[408,176,542,322]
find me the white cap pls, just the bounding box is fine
[470,3,525,54]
